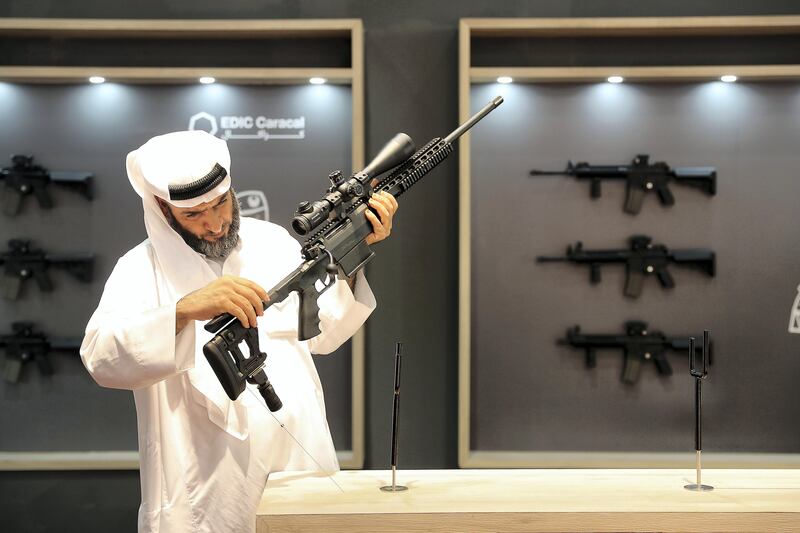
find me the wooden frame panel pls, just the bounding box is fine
[458,16,800,469]
[0,17,366,471]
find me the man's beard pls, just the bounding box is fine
[164,190,241,259]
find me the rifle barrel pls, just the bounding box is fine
[444,96,503,144]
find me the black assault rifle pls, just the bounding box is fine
[1,239,94,300]
[202,97,504,411]
[530,154,716,214]
[537,235,715,298]
[559,321,710,384]
[1,155,94,216]
[1,322,82,383]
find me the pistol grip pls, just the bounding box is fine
[655,183,675,206]
[589,178,602,199]
[33,269,54,292]
[656,267,675,289]
[589,263,601,284]
[33,186,53,209]
[585,348,597,368]
[298,288,322,341]
[36,354,54,376]
[654,355,672,376]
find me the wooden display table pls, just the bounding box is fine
[257,469,800,532]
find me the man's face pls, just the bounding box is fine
[158,189,241,259]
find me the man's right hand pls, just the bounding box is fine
[176,276,268,333]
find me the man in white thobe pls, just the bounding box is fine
[80,131,398,533]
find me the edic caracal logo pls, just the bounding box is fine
[236,190,270,222]
[188,111,305,142]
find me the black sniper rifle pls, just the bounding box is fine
[1,322,81,383]
[537,235,715,298]
[1,239,94,300]
[202,96,504,411]
[559,321,711,384]
[530,154,716,214]
[1,155,94,216]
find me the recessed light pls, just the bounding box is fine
[497,76,513,84]
[720,75,737,83]
[309,77,327,85]
[89,76,106,84]
[199,76,216,85]
[607,76,624,84]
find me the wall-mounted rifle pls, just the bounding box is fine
[558,321,711,384]
[1,322,82,383]
[1,155,93,216]
[530,154,716,214]
[1,239,94,300]
[537,235,715,298]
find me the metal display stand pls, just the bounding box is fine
[380,342,407,492]
[685,331,713,492]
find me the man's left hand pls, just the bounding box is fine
[365,191,398,245]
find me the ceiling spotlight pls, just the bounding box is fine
[88,76,106,84]
[497,76,513,84]
[607,76,624,84]
[309,77,327,85]
[720,75,738,83]
[199,76,216,85]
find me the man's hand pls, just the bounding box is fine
[365,191,399,245]
[175,275,268,333]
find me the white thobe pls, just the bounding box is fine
[81,218,375,533]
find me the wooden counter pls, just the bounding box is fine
[257,469,800,532]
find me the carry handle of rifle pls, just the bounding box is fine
[656,266,675,289]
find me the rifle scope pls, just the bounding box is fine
[291,133,415,236]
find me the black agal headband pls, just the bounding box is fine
[168,163,228,201]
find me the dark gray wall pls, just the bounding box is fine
[2,1,800,532]
[470,82,800,453]
[0,83,354,451]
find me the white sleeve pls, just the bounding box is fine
[80,251,195,390]
[306,270,376,355]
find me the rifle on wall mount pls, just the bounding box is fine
[202,96,504,411]
[558,321,711,384]
[1,155,94,216]
[1,239,94,300]
[537,235,715,298]
[530,154,716,214]
[1,322,82,383]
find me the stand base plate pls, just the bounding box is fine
[380,485,408,492]
[684,484,714,492]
